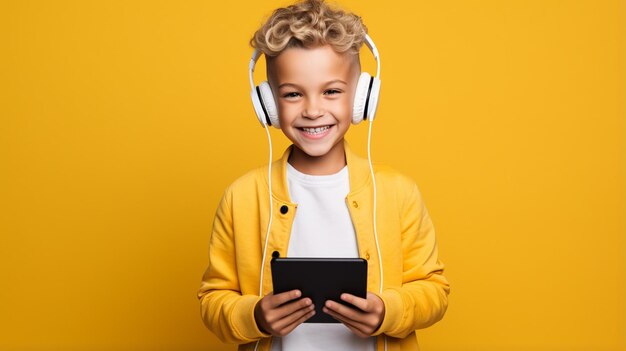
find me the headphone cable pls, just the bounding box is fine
[254,124,273,351]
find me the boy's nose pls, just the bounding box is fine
[302,99,324,119]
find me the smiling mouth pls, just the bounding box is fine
[299,125,332,135]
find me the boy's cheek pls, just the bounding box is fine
[275,99,352,120]
[276,104,296,119]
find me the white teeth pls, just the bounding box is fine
[302,126,330,134]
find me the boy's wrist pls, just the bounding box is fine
[231,294,272,341]
[253,298,271,334]
[370,290,394,336]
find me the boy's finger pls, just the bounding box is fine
[269,289,302,307]
[274,303,315,332]
[322,305,359,326]
[341,292,383,313]
[342,322,370,338]
[324,299,364,322]
[322,306,370,337]
[340,293,369,311]
[274,298,313,323]
[278,308,316,336]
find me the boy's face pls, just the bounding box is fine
[268,45,360,160]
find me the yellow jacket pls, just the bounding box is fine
[198,141,450,351]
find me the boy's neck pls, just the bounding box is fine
[288,140,346,175]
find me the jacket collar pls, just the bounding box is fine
[270,139,372,203]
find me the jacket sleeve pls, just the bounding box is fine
[374,182,450,339]
[197,188,270,344]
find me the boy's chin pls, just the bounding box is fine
[292,140,343,159]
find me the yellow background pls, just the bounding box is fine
[1,0,624,350]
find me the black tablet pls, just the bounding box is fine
[271,257,367,323]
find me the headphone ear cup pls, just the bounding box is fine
[251,87,269,127]
[352,72,372,124]
[258,81,280,128]
[367,77,381,122]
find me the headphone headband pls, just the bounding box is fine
[248,49,262,91]
[363,34,381,78]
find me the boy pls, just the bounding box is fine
[198,1,450,350]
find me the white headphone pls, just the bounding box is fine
[248,34,381,127]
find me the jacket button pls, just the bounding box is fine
[352,201,359,208]
[365,252,370,260]
[280,205,289,214]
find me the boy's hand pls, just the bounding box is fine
[254,290,315,337]
[322,292,385,338]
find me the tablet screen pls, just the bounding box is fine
[271,257,367,323]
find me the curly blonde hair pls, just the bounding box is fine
[250,0,367,57]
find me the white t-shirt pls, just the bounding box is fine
[269,163,375,351]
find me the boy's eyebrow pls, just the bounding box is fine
[278,79,348,89]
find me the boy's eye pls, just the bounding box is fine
[324,89,342,95]
[282,92,301,98]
